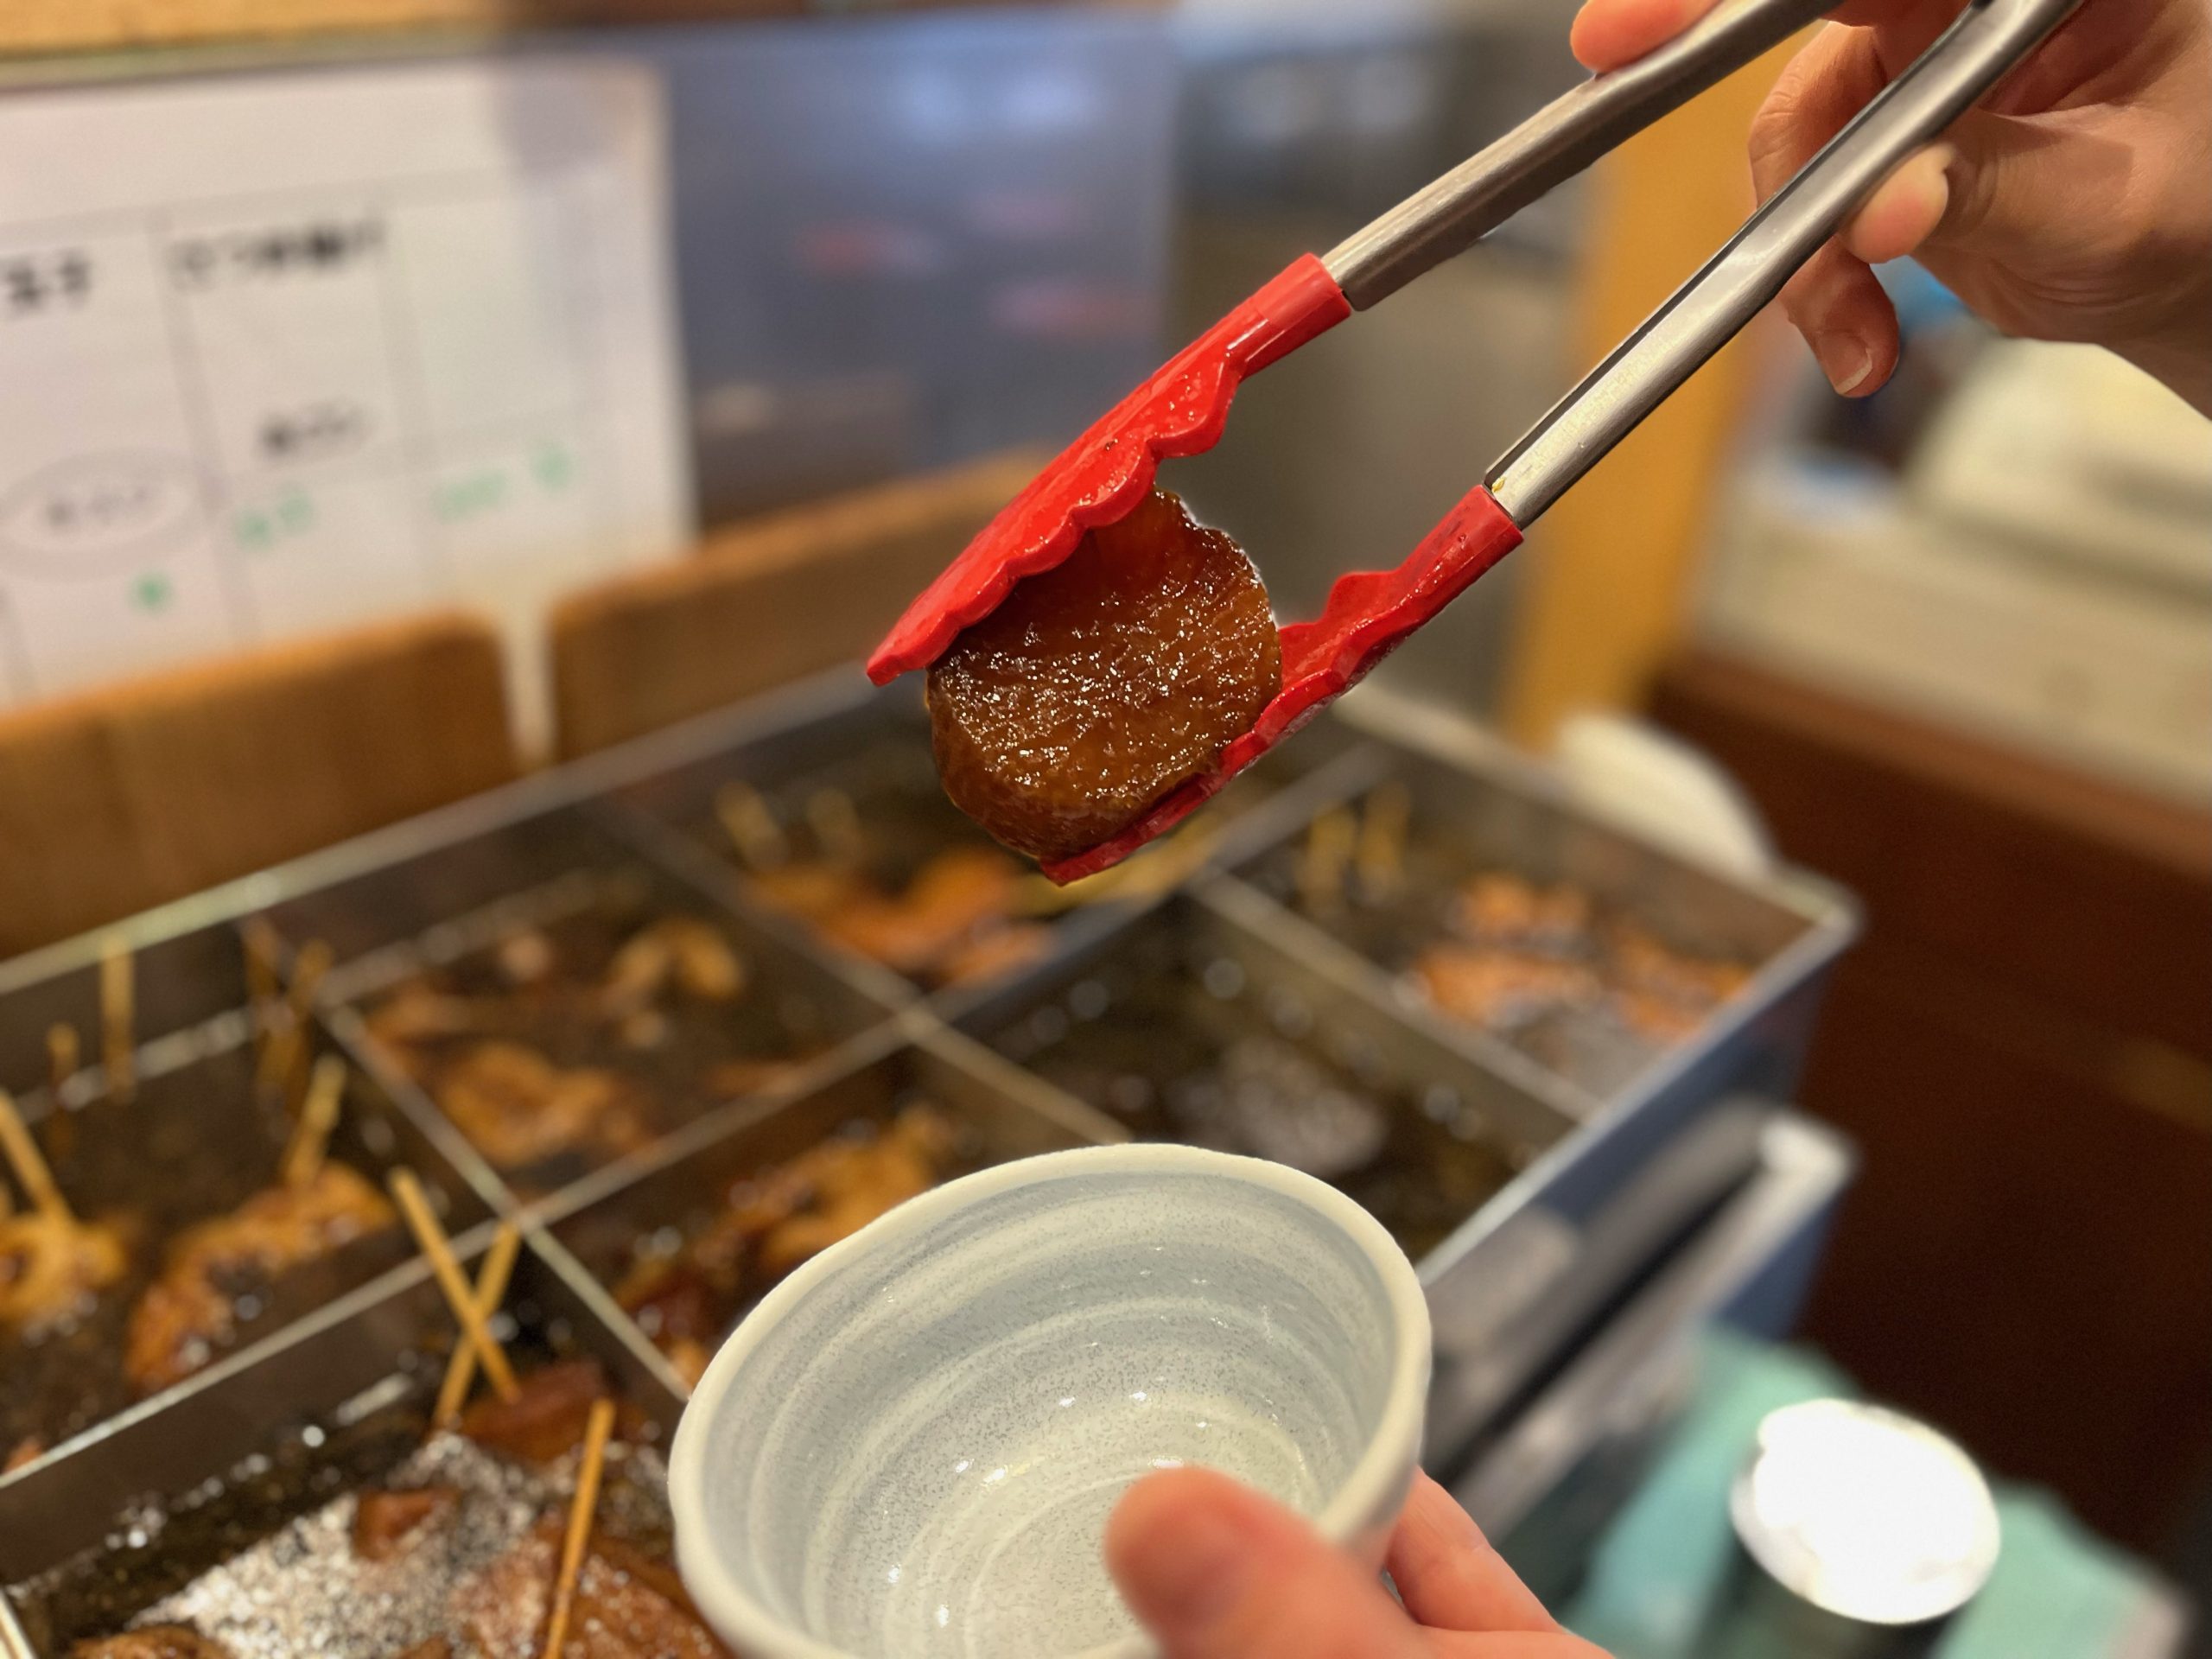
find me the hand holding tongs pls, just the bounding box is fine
[871,0,2082,882]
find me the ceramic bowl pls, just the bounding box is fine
[669,1142,1431,1659]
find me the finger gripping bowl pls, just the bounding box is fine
[670,1144,1431,1659]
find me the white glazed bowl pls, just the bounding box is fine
[669,1143,1431,1659]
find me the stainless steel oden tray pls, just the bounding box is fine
[0,921,488,1493]
[270,803,899,1205]
[539,1027,1125,1395]
[0,1227,689,1659]
[595,680,1365,1015]
[0,662,1861,1563]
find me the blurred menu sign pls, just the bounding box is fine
[0,59,692,747]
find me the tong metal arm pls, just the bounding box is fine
[1488,0,2080,527]
[1324,0,1833,309]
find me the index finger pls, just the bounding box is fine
[1571,0,1728,72]
[1570,0,1948,73]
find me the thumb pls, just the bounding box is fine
[1921,105,2118,267]
[1106,1468,1424,1659]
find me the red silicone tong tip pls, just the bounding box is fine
[1038,486,1524,884]
[865,254,1352,686]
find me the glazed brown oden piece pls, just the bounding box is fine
[927,486,1280,864]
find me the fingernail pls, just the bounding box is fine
[1813,334,1873,395]
[1122,1499,1255,1630]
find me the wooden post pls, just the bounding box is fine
[1499,38,1803,749]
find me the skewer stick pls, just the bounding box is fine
[433,1222,523,1427]
[241,918,282,1062]
[44,1025,79,1163]
[0,1090,67,1222]
[279,1057,346,1189]
[805,787,865,865]
[541,1396,617,1659]
[715,782,787,870]
[99,938,135,1104]
[388,1169,519,1401]
[1298,808,1357,912]
[257,938,333,1100]
[1356,783,1413,900]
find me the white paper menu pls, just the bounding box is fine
[0,59,693,747]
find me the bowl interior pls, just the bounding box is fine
[677,1152,1420,1659]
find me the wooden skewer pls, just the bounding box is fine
[0,1090,68,1222]
[1356,783,1413,900]
[279,1057,346,1189]
[99,938,135,1104]
[257,938,333,1101]
[433,1222,523,1428]
[541,1397,617,1659]
[715,782,787,870]
[241,918,282,1065]
[43,1025,79,1164]
[1298,807,1357,912]
[388,1169,519,1401]
[805,787,865,865]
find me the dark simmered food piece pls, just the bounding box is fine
[353,1485,459,1561]
[461,1357,611,1463]
[124,1163,396,1395]
[928,486,1281,864]
[70,1627,233,1659]
[458,1522,726,1659]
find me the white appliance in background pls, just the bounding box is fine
[0,60,693,750]
[1696,344,2212,804]
[1909,339,2212,599]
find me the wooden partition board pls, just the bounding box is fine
[0,613,517,957]
[1652,646,2212,1546]
[550,449,1045,760]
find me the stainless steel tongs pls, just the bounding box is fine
[872,0,2082,881]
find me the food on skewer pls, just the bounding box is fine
[752,843,1051,988]
[1412,945,1603,1031]
[124,1161,397,1395]
[1408,872,1751,1050]
[359,903,810,1185]
[0,1042,425,1459]
[0,1090,130,1343]
[926,486,1281,864]
[0,1206,130,1341]
[600,918,746,1014]
[433,1045,654,1173]
[1266,797,1757,1071]
[613,1104,958,1387]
